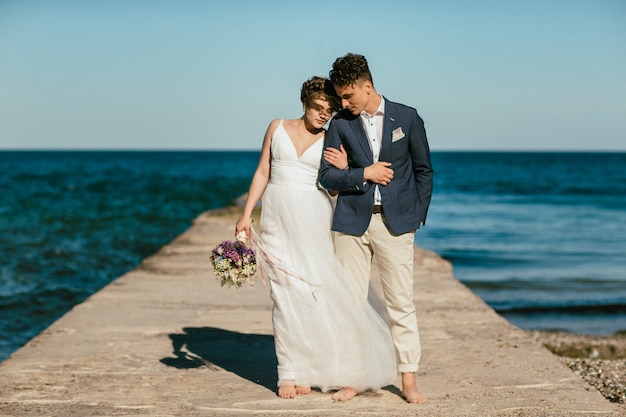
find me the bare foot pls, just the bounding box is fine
[331,387,361,401]
[278,384,296,399]
[295,385,311,395]
[402,372,427,404]
[277,382,310,398]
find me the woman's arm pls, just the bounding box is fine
[235,119,279,238]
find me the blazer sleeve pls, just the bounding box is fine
[409,111,434,224]
[318,120,370,193]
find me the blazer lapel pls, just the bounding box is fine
[349,117,374,161]
[380,99,397,162]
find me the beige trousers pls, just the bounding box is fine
[334,212,421,373]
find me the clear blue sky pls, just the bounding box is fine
[1,0,625,151]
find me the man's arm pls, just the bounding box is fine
[318,122,369,193]
[408,111,434,225]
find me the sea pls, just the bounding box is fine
[1,150,625,363]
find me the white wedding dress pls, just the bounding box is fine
[254,120,397,392]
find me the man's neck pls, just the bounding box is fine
[365,92,382,115]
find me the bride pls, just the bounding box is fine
[235,76,397,400]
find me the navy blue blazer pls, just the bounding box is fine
[318,99,433,236]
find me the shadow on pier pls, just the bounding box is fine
[160,327,278,391]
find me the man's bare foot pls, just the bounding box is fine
[331,387,361,401]
[295,385,311,395]
[401,372,427,404]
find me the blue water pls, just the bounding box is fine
[0,151,258,363]
[1,151,625,363]
[417,152,626,336]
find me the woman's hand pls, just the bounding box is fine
[323,144,348,170]
[235,217,251,241]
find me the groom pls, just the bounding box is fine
[319,53,433,403]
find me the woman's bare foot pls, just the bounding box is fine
[295,385,311,395]
[402,372,427,404]
[278,385,296,399]
[278,382,310,399]
[331,387,361,401]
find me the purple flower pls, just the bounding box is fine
[210,240,257,288]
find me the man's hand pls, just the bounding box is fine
[364,162,394,185]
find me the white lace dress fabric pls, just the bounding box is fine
[254,120,397,391]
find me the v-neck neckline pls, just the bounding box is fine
[281,121,323,160]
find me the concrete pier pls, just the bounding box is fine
[0,206,621,416]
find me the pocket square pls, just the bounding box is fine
[392,127,405,142]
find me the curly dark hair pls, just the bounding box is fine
[329,53,373,87]
[300,76,341,112]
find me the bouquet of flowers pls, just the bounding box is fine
[210,239,257,288]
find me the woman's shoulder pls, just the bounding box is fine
[281,118,301,128]
[264,119,284,137]
[267,118,283,129]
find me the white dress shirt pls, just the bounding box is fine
[360,95,385,206]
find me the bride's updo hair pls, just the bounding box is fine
[300,76,341,112]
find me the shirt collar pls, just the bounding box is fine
[361,94,385,118]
